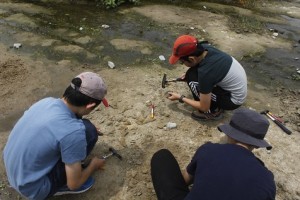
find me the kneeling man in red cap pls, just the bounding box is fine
[167,35,247,120]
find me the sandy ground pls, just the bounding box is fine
[0,1,300,200]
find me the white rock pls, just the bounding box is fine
[108,61,115,69]
[13,43,22,49]
[166,122,177,129]
[159,55,165,61]
[101,24,110,29]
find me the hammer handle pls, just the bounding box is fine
[102,152,113,159]
[267,113,292,135]
[273,119,292,135]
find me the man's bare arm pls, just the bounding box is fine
[65,157,105,190]
[182,169,193,186]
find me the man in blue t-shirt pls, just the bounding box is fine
[151,108,276,200]
[3,72,110,199]
[166,35,247,120]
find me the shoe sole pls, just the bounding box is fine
[54,184,93,196]
[191,112,223,121]
[54,178,94,196]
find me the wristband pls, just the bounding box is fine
[179,95,185,103]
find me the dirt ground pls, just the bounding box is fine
[0,1,300,200]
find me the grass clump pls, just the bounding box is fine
[101,0,140,9]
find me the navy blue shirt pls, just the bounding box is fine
[185,143,276,200]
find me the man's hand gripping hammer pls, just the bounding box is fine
[101,147,123,160]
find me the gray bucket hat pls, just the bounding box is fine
[218,108,272,149]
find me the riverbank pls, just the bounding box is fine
[0,1,299,200]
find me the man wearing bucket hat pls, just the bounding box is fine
[167,35,247,120]
[151,108,276,200]
[4,72,109,199]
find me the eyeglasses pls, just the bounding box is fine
[179,56,190,64]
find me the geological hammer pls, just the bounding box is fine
[260,110,292,135]
[101,147,123,160]
[161,73,185,88]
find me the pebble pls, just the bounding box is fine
[166,122,177,129]
[101,24,110,29]
[108,61,115,69]
[13,43,22,49]
[159,55,165,61]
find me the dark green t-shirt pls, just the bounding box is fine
[186,44,232,94]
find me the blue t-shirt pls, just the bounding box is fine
[3,98,87,200]
[185,143,276,200]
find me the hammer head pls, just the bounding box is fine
[109,147,123,160]
[260,110,269,115]
[162,73,167,88]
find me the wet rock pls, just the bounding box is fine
[141,47,152,55]
[110,39,152,52]
[0,8,8,15]
[5,13,37,28]
[74,36,92,45]
[54,45,84,54]
[41,39,58,47]
[56,60,71,67]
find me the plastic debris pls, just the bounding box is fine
[79,27,83,31]
[166,122,177,129]
[203,6,207,9]
[273,32,278,37]
[108,61,115,69]
[13,43,22,49]
[190,27,195,30]
[159,55,165,61]
[101,24,110,29]
[296,68,300,74]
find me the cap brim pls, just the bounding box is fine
[218,124,272,150]
[102,98,109,107]
[169,54,180,64]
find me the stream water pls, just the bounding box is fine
[3,1,300,88]
[1,2,175,65]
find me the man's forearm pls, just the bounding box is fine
[182,170,193,185]
[181,97,210,112]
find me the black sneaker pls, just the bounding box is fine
[54,176,95,196]
[191,109,223,121]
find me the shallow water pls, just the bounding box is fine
[245,14,300,90]
[0,2,175,66]
[0,1,299,91]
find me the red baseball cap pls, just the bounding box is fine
[169,35,198,64]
